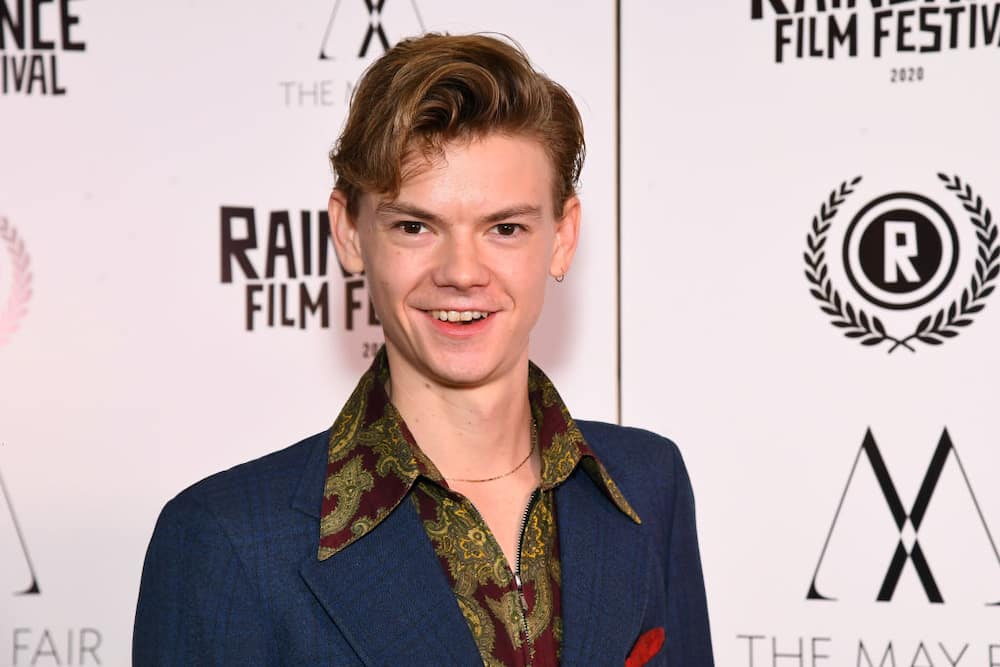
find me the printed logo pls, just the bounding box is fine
[842,193,958,311]
[219,206,382,344]
[751,2,1000,65]
[807,428,1000,605]
[0,217,33,347]
[0,0,86,95]
[803,175,998,352]
[2,464,107,663]
[0,466,40,595]
[318,0,426,61]
[279,1,424,109]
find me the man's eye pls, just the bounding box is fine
[494,223,521,236]
[398,221,426,234]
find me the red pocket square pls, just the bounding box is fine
[625,627,665,667]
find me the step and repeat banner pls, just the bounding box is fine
[2,0,999,665]
[0,1,616,664]
[622,2,1000,666]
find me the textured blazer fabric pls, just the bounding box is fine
[133,421,715,666]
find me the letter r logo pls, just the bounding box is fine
[884,220,920,283]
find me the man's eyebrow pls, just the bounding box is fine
[482,205,543,223]
[376,201,442,223]
[375,202,544,224]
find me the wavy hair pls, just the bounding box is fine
[330,33,585,217]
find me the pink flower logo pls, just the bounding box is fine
[0,217,33,347]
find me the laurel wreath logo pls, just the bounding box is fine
[0,217,33,347]
[804,174,999,353]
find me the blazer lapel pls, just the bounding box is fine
[299,496,480,666]
[557,466,650,666]
[292,434,479,666]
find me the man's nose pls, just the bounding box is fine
[433,235,490,289]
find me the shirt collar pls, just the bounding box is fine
[318,347,640,561]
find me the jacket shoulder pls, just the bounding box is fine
[575,420,682,475]
[574,420,689,527]
[157,429,328,536]
[135,431,329,663]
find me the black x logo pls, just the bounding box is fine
[864,429,946,602]
[807,428,1000,604]
[359,0,390,58]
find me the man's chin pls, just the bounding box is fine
[424,359,500,389]
[384,337,525,389]
[422,346,531,389]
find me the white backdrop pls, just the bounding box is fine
[622,2,1000,665]
[3,0,1000,665]
[0,2,616,664]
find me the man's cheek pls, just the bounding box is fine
[367,280,391,322]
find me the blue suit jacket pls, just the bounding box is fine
[133,421,714,665]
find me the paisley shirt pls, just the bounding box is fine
[318,348,640,666]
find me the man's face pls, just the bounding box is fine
[330,133,580,389]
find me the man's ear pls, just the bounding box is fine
[329,189,365,274]
[549,195,581,279]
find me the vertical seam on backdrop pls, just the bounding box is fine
[614,0,623,425]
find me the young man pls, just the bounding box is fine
[134,34,713,666]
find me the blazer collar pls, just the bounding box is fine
[299,495,481,666]
[290,426,329,518]
[291,422,650,665]
[294,428,477,664]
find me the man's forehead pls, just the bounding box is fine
[402,133,553,184]
[363,135,556,217]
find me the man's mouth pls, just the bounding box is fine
[427,310,492,324]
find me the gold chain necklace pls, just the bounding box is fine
[446,421,538,484]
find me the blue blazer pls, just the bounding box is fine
[133,421,714,665]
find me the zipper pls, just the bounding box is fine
[514,489,540,664]
[459,488,542,664]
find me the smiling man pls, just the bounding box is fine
[134,34,713,666]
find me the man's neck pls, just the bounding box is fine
[383,347,534,482]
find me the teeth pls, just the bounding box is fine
[429,310,490,322]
